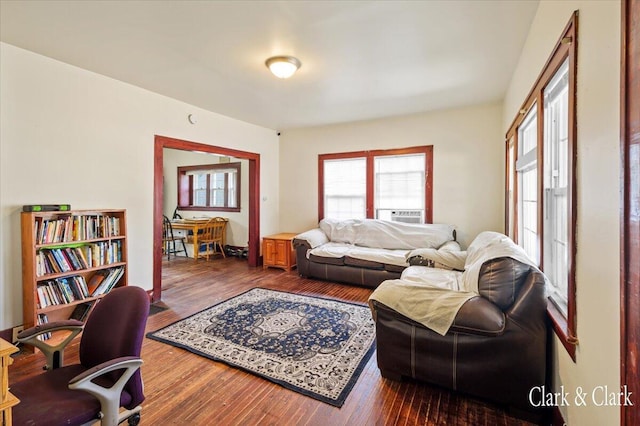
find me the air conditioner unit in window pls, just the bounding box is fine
[390,210,423,224]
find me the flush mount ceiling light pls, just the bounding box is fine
[265,56,301,79]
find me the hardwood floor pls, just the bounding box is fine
[9,257,536,425]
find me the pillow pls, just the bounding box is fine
[477,257,531,310]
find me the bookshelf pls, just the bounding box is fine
[21,209,128,350]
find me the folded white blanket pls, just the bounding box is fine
[369,268,474,335]
[369,231,538,336]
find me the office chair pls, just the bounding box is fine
[11,286,149,426]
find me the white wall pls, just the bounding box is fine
[279,103,504,248]
[162,149,250,247]
[503,2,621,425]
[0,43,280,330]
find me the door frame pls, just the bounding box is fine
[620,0,639,424]
[152,135,260,302]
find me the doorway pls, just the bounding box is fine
[153,135,261,303]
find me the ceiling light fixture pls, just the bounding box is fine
[265,56,301,79]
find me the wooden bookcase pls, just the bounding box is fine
[21,209,128,349]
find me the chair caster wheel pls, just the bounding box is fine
[128,414,141,425]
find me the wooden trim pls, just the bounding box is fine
[620,0,640,424]
[365,155,374,218]
[153,135,261,303]
[317,145,434,223]
[177,162,241,212]
[424,145,433,223]
[506,12,579,360]
[506,12,579,137]
[547,299,577,361]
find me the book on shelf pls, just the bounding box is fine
[34,213,122,245]
[36,275,90,308]
[70,302,93,322]
[90,266,125,297]
[35,243,123,278]
[37,314,52,340]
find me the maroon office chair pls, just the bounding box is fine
[12,286,149,425]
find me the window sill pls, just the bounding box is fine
[547,299,577,362]
[178,206,241,213]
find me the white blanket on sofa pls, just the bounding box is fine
[319,218,455,250]
[369,231,538,336]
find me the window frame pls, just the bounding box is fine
[505,12,578,361]
[318,146,433,223]
[177,162,241,212]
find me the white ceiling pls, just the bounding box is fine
[0,0,539,130]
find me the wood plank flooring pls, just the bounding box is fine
[9,257,536,425]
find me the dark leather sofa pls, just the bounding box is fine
[293,219,459,288]
[293,237,404,288]
[369,256,548,416]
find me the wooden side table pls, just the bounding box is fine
[0,338,19,426]
[262,233,298,271]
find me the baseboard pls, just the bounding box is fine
[0,328,11,343]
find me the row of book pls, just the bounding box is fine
[36,266,125,308]
[36,241,122,277]
[35,214,122,245]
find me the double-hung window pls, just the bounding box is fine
[505,13,577,360]
[322,157,367,220]
[543,59,570,315]
[319,146,433,223]
[177,162,241,212]
[516,106,539,265]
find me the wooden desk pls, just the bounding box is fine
[170,218,227,259]
[1,338,19,426]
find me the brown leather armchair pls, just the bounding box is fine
[369,256,548,417]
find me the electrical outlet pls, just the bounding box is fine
[12,325,24,343]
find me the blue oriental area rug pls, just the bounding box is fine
[147,288,376,407]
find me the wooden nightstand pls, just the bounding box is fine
[262,233,298,271]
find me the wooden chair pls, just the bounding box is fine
[163,215,187,260]
[196,217,227,260]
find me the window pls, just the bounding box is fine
[177,162,241,212]
[505,13,577,360]
[543,59,570,315]
[323,157,367,220]
[319,146,433,223]
[517,105,539,265]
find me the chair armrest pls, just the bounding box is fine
[17,319,84,339]
[292,228,328,249]
[18,320,84,370]
[69,356,144,426]
[450,296,505,337]
[69,356,142,385]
